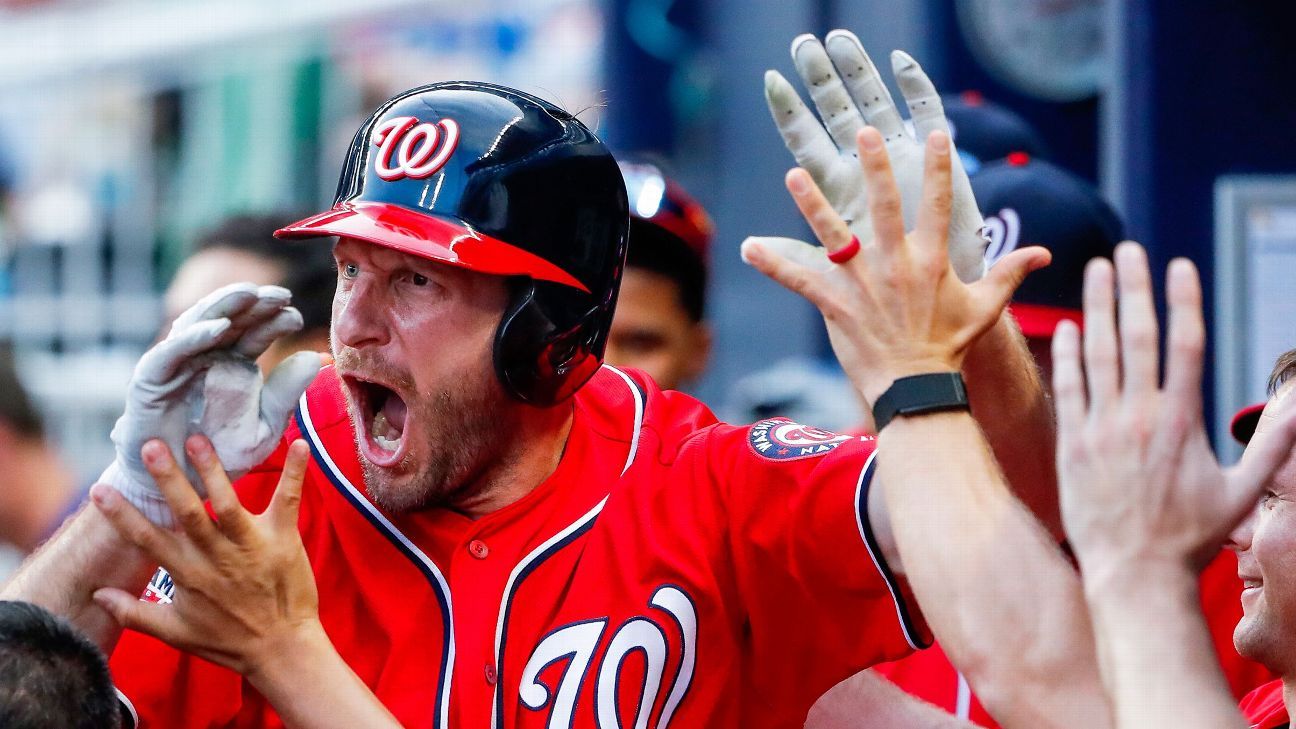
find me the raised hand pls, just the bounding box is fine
[101,282,322,525]
[91,436,319,678]
[743,126,1048,406]
[765,30,987,283]
[1052,245,1296,572]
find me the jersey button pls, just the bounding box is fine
[484,663,498,685]
[468,539,490,560]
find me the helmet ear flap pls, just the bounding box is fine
[494,280,604,406]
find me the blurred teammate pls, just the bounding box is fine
[165,213,335,370]
[0,600,120,729]
[0,344,79,568]
[605,161,712,390]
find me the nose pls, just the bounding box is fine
[332,276,390,350]
[1227,505,1258,554]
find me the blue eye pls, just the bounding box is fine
[342,263,359,278]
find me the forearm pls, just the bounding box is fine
[877,412,1108,728]
[1083,561,1245,729]
[806,669,978,728]
[0,503,155,653]
[247,624,400,729]
[962,311,1061,535]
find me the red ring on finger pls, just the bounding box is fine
[828,235,861,264]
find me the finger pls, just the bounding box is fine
[790,34,866,151]
[137,318,232,385]
[974,246,1052,318]
[235,306,304,358]
[856,128,906,248]
[1162,258,1206,408]
[93,587,186,642]
[739,237,834,311]
[914,131,953,258]
[141,439,220,549]
[823,29,906,141]
[1082,257,1119,409]
[260,350,324,431]
[220,286,292,348]
[1229,404,1296,510]
[1114,242,1160,397]
[741,234,833,273]
[269,440,311,532]
[764,70,842,186]
[169,283,260,334]
[890,51,950,141]
[185,435,254,543]
[1051,320,1088,447]
[89,483,182,570]
[785,168,855,256]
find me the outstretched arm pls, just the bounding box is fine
[765,31,1058,534]
[806,670,978,729]
[1052,244,1296,728]
[742,126,1107,727]
[92,436,400,729]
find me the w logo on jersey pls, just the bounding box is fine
[518,585,697,728]
[372,115,460,181]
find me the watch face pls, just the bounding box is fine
[956,0,1109,102]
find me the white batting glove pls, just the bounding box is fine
[765,30,988,282]
[100,283,322,526]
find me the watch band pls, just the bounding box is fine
[872,372,970,431]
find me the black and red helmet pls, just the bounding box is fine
[277,81,629,406]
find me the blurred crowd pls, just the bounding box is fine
[1,7,1295,729]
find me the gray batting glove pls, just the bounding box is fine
[99,283,322,526]
[765,30,987,282]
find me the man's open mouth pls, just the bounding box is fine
[343,374,411,468]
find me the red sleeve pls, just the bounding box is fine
[1238,679,1288,728]
[704,418,929,702]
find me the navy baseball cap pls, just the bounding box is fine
[973,154,1124,339]
[944,91,1048,173]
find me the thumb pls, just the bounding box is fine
[975,246,1051,311]
[259,351,323,431]
[93,587,179,640]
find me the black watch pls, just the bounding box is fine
[872,372,970,431]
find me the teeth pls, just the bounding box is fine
[370,412,401,451]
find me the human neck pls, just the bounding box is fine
[0,441,76,551]
[449,402,575,520]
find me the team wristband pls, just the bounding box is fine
[872,372,970,431]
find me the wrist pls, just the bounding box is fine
[99,461,174,528]
[1080,553,1196,604]
[861,358,962,404]
[242,619,331,693]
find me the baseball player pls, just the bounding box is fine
[4,46,1053,729]
[605,160,713,392]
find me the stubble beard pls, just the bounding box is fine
[358,376,514,514]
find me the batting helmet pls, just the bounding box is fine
[277,82,629,406]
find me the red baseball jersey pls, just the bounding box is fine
[1240,679,1287,728]
[110,365,926,728]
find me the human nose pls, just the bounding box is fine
[1227,506,1258,554]
[332,277,390,349]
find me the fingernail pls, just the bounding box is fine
[928,131,950,154]
[89,483,117,508]
[141,440,168,466]
[859,129,883,152]
[739,238,765,265]
[786,170,809,194]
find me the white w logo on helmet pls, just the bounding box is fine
[372,115,460,181]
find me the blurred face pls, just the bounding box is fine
[605,267,710,391]
[330,238,515,513]
[164,248,282,325]
[1231,381,1296,673]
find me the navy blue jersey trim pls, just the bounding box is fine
[855,451,930,650]
[295,406,454,729]
[493,512,603,722]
